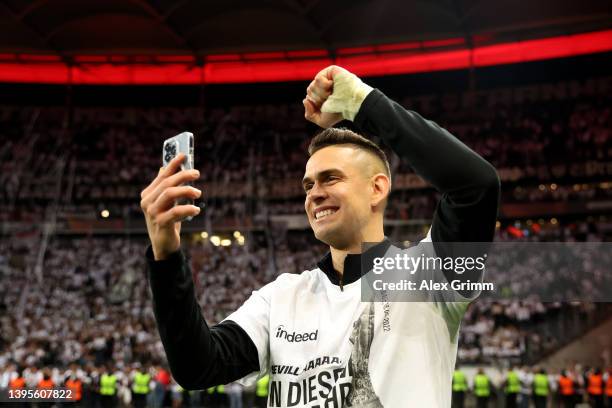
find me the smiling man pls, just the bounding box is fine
[303,129,391,272]
[141,65,500,407]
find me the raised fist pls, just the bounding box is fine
[303,65,373,128]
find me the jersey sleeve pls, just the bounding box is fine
[222,279,275,386]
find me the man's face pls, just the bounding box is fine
[303,145,376,249]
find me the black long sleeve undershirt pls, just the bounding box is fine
[146,88,500,390]
[354,89,500,297]
[146,247,259,389]
[354,89,500,245]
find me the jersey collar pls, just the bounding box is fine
[316,238,392,287]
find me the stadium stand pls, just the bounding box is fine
[1,62,611,407]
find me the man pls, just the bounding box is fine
[130,363,151,408]
[504,366,521,408]
[65,370,84,406]
[8,368,25,391]
[557,369,575,408]
[152,364,170,408]
[141,65,500,406]
[532,368,549,408]
[8,368,27,408]
[587,368,604,408]
[37,369,54,408]
[451,368,468,408]
[473,368,491,408]
[99,364,118,408]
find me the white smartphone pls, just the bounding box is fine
[162,132,195,221]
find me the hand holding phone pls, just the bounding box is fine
[140,132,200,260]
[163,132,195,220]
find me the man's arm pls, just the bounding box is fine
[304,65,500,244]
[146,246,259,390]
[353,87,499,302]
[140,153,259,390]
[353,88,500,244]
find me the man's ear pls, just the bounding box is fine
[370,173,391,208]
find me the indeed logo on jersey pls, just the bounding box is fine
[275,325,318,343]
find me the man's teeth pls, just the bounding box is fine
[315,209,337,220]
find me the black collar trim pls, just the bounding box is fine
[316,238,392,286]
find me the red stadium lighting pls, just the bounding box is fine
[0,30,610,84]
[507,226,524,238]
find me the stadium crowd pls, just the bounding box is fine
[0,221,610,404]
[0,75,610,406]
[0,77,610,224]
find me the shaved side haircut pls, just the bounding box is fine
[308,128,392,186]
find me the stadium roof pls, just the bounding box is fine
[0,0,610,84]
[1,0,610,55]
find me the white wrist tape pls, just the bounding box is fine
[321,71,373,121]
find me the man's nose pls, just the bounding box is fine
[309,182,327,202]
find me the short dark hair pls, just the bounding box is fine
[307,128,391,181]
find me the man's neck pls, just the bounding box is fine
[330,230,385,276]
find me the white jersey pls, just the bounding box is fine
[226,233,476,407]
